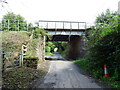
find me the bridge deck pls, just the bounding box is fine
[39,20,86,35]
[44,28,85,32]
[39,20,86,31]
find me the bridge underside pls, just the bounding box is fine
[45,29,85,59]
[46,28,85,42]
[46,35,83,41]
[46,35,85,60]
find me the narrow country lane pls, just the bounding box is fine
[37,53,111,88]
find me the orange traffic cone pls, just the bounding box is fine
[104,64,109,77]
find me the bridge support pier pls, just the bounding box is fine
[68,35,85,60]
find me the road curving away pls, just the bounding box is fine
[37,53,112,88]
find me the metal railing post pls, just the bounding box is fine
[78,23,79,30]
[7,19,10,31]
[27,23,28,31]
[47,22,48,29]
[70,22,72,30]
[4,19,6,29]
[55,22,57,35]
[18,20,20,31]
[55,22,56,29]
[85,22,87,30]
[0,22,2,31]
[63,22,64,29]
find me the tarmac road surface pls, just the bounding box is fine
[37,53,111,88]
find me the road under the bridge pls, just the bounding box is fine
[36,53,111,88]
[46,35,85,60]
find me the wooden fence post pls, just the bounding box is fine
[21,43,27,66]
[22,44,27,56]
[2,51,5,72]
[21,52,23,67]
[43,36,46,61]
[19,52,23,67]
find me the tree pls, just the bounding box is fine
[1,12,28,31]
[86,9,120,79]
[96,9,118,24]
[87,9,119,42]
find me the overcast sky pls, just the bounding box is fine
[0,0,120,24]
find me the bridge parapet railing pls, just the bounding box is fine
[39,20,86,30]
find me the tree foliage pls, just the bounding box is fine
[32,28,48,39]
[1,12,32,31]
[45,41,68,57]
[86,9,120,79]
[45,42,56,53]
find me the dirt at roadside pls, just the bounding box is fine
[29,60,50,88]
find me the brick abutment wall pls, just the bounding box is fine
[67,35,85,60]
[36,36,45,69]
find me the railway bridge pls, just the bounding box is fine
[39,20,86,59]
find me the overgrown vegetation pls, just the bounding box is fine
[23,56,39,69]
[2,31,29,52]
[53,42,68,58]
[2,67,45,89]
[74,58,120,88]
[32,28,48,39]
[1,12,33,31]
[74,9,120,88]
[45,42,55,56]
[45,41,68,57]
[1,12,49,89]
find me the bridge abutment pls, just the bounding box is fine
[67,35,85,60]
[41,20,86,60]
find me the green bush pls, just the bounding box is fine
[45,42,55,56]
[86,10,120,76]
[23,56,39,69]
[82,9,120,88]
[33,28,47,39]
[45,46,51,52]
[74,59,89,71]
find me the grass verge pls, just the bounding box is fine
[45,52,54,56]
[2,67,45,89]
[74,58,120,88]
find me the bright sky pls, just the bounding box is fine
[0,0,120,25]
